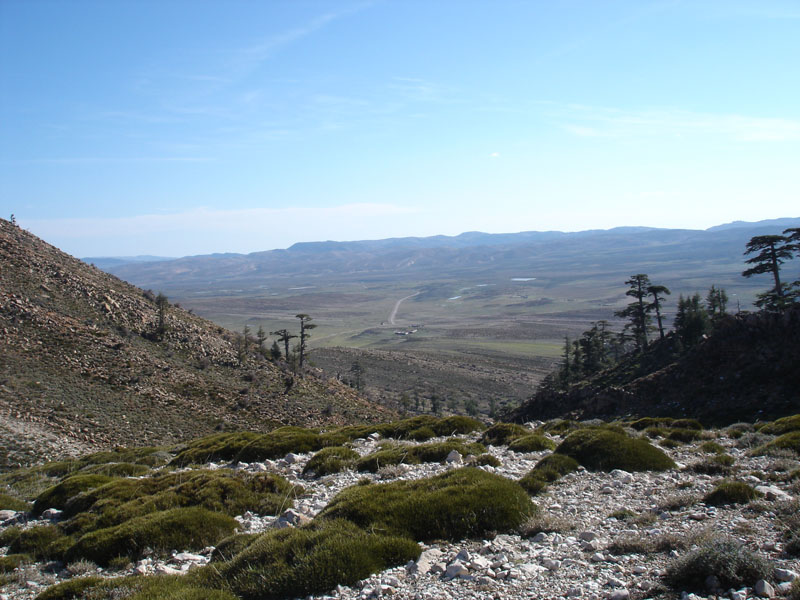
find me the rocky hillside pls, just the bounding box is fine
[507,307,800,426]
[0,219,394,470]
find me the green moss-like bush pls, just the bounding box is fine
[666,428,704,443]
[356,440,485,473]
[78,463,152,477]
[430,416,485,436]
[754,431,800,456]
[538,419,582,435]
[699,441,726,454]
[210,533,260,562]
[65,507,237,566]
[33,474,118,515]
[704,481,763,506]
[319,467,535,541]
[0,553,30,572]
[35,575,238,600]
[480,423,530,446]
[34,576,105,600]
[64,470,299,534]
[302,446,359,476]
[472,454,501,467]
[406,426,436,441]
[171,428,322,466]
[671,419,704,430]
[663,537,773,593]
[534,453,581,477]
[201,519,420,600]
[760,414,800,436]
[557,429,675,472]
[508,434,556,453]
[629,417,674,430]
[0,491,30,511]
[659,438,681,449]
[7,524,70,560]
[518,453,580,495]
[689,454,735,475]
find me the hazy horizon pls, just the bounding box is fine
[2,1,799,256]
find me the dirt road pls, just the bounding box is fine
[389,292,420,325]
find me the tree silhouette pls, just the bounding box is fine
[271,329,297,360]
[647,284,671,340]
[615,274,652,352]
[295,314,316,368]
[742,234,794,311]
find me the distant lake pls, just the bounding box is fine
[511,278,536,281]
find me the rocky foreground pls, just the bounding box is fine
[1,420,799,600]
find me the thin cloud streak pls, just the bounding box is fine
[558,105,800,141]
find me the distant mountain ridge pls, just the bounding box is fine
[101,218,800,296]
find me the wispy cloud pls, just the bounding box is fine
[557,105,800,142]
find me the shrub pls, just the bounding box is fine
[666,428,703,443]
[201,519,420,600]
[629,417,674,431]
[609,509,635,520]
[519,513,574,536]
[319,467,535,542]
[689,454,735,475]
[35,575,238,600]
[671,419,704,430]
[704,481,763,506]
[608,532,687,555]
[65,507,237,566]
[508,434,556,453]
[406,426,435,441]
[0,491,30,511]
[430,416,485,436]
[658,492,699,511]
[472,454,501,467]
[699,441,726,454]
[663,536,773,593]
[171,428,322,466]
[302,447,359,476]
[7,524,70,560]
[518,453,579,495]
[659,438,681,449]
[480,423,529,446]
[538,419,582,435]
[557,429,675,472]
[0,553,30,573]
[64,470,300,534]
[78,463,151,477]
[34,576,105,600]
[210,533,260,562]
[760,414,800,436]
[754,431,800,456]
[356,440,485,473]
[644,426,668,439]
[33,474,118,515]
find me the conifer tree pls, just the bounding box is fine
[742,234,794,311]
[646,284,671,340]
[615,274,652,352]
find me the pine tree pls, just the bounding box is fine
[646,284,671,340]
[295,314,317,368]
[742,234,794,311]
[271,329,297,360]
[615,274,652,352]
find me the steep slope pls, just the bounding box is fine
[0,219,394,469]
[507,306,800,425]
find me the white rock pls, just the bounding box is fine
[155,564,183,575]
[173,552,205,563]
[283,453,301,464]
[446,450,463,464]
[579,531,598,541]
[754,579,775,598]
[632,566,647,575]
[610,469,633,484]
[531,532,548,543]
[775,568,798,582]
[455,548,471,561]
[444,561,469,579]
[414,548,443,575]
[0,510,18,522]
[273,508,310,528]
[730,591,747,600]
[755,485,792,502]
[41,508,63,520]
[591,553,605,562]
[543,558,561,571]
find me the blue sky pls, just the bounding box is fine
[1,0,799,257]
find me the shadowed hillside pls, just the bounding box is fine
[0,219,394,470]
[507,306,800,425]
